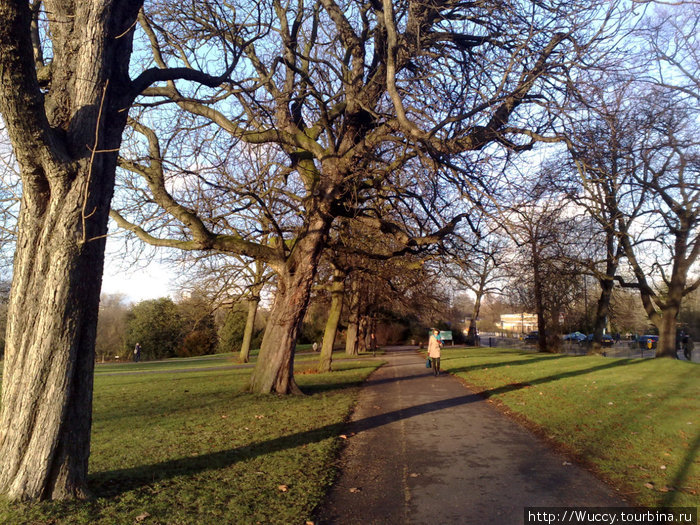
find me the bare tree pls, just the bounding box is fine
[442,224,507,345]
[112,0,616,393]
[617,90,700,357]
[550,78,649,352]
[502,193,583,353]
[0,0,234,500]
[95,293,129,363]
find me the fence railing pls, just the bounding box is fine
[473,336,697,362]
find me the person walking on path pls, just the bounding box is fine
[427,329,442,376]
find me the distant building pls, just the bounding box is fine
[499,313,537,334]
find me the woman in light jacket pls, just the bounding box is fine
[427,329,443,376]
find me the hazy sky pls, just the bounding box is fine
[100,236,176,303]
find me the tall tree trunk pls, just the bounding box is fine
[357,316,369,353]
[239,264,265,363]
[656,269,687,358]
[345,278,360,356]
[247,217,331,394]
[0,0,141,500]
[0,190,109,500]
[590,226,622,355]
[239,295,260,363]
[318,269,346,372]
[589,277,614,355]
[532,251,550,353]
[469,292,483,346]
[545,307,563,353]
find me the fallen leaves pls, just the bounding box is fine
[135,512,151,522]
[349,487,361,493]
[278,485,289,492]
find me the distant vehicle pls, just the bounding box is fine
[586,333,615,346]
[524,331,539,343]
[636,335,658,349]
[564,331,586,342]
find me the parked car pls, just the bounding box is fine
[586,333,615,346]
[636,335,658,349]
[564,331,586,342]
[524,331,539,343]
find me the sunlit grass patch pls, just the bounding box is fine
[0,359,383,524]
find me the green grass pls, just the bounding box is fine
[440,347,699,507]
[0,357,383,525]
[91,347,377,375]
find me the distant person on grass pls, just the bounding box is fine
[428,329,443,376]
[133,342,141,363]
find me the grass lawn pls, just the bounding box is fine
[0,354,384,525]
[440,347,699,508]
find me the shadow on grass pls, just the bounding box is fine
[662,429,700,507]
[472,358,647,398]
[445,353,572,374]
[91,358,647,499]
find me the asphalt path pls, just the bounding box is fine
[316,347,626,525]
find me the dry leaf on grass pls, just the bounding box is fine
[135,512,151,522]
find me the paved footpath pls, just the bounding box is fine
[316,347,625,525]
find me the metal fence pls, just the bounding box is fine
[476,335,698,362]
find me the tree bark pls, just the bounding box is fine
[345,278,360,356]
[0,0,142,500]
[656,263,688,358]
[318,269,346,373]
[357,316,369,354]
[469,292,483,346]
[239,295,260,363]
[239,264,265,363]
[0,190,108,500]
[247,217,331,393]
[589,277,614,355]
[532,250,550,353]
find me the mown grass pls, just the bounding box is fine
[0,355,383,525]
[91,346,378,376]
[440,347,699,508]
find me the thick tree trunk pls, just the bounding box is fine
[545,307,563,353]
[0,0,141,500]
[247,218,331,394]
[0,145,119,499]
[656,273,686,358]
[357,316,369,353]
[589,278,614,355]
[345,278,360,356]
[318,269,345,373]
[0,197,108,499]
[658,306,680,358]
[239,296,260,363]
